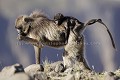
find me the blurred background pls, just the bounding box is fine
[0,0,120,72]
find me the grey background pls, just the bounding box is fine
[0,0,120,72]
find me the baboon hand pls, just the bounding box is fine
[17,35,43,48]
[17,35,25,41]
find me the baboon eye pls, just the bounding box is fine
[24,17,34,23]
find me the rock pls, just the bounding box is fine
[44,61,63,72]
[0,63,24,80]
[2,63,24,73]
[55,63,65,72]
[24,64,44,75]
[34,72,48,80]
[75,72,81,80]
[63,74,75,80]
[64,68,73,74]
[49,71,58,77]
[114,76,120,80]
[105,72,120,80]
[105,72,115,80]
[108,72,115,76]
[9,73,32,80]
[2,61,120,80]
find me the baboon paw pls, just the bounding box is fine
[17,35,24,41]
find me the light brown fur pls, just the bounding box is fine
[15,11,68,64]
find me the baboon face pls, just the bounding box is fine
[54,13,64,20]
[54,13,64,25]
[15,15,34,36]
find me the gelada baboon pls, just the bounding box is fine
[15,11,70,64]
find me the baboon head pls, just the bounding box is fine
[54,13,64,20]
[54,13,64,25]
[15,15,34,36]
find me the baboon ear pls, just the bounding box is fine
[24,17,34,23]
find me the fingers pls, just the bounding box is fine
[17,35,24,41]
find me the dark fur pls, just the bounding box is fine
[54,13,84,42]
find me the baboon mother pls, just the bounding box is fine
[15,11,73,63]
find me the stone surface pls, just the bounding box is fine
[9,73,32,80]
[64,68,73,74]
[2,63,24,73]
[24,64,44,75]
[105,72,115,80]
[0,63,24,80]
[44,61,63,72]
[105,72,120,80]
[63,74,75,80]
[55,63,65,72]
[49,71,58,77]
[75,72,81,80]
[1,62,120,80]
[34,72,48,80]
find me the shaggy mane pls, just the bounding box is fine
[30,10,47,18]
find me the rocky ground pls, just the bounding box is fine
[0,61,120,80]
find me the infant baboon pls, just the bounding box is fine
[54,13,84,42]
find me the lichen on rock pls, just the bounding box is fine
[0,62,120,80]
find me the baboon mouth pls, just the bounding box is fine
[20,32,27,36]
[17,29,27,36]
